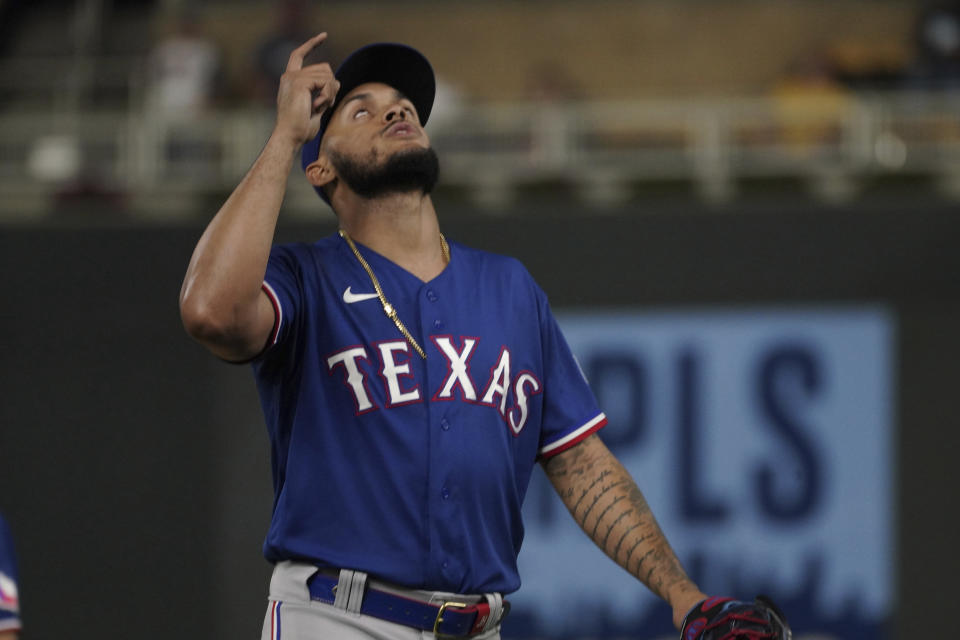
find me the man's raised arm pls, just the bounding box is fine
[179,32,339,361]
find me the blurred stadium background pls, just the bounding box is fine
[0,0,958,638]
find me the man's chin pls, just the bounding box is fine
[332,146,440,199]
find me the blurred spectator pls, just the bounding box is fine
[525,61,582,169]
[252,0,335,106]
[906,2,960,90]
[145,8,223,118]
[143,8,225,182]
[899,2,960,149]
[770,49,852,156]
[0,513,20,640]
[526,61,582,104]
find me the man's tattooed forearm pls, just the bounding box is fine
[601,508,634,551]
[578,479,626,527]
[612,522,643,561]
[544,435,699,604]
[623,534,651,571]
[590,494,626,539]
[626,484,651,516]
[571,469,613,513]
[633,548,657,577]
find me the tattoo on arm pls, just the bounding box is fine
[542,435,696,605]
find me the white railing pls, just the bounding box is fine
[2,91,959,219]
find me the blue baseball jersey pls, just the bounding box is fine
[252,233,606,594]
[0,514,21,633]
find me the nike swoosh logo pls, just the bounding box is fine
[343,286,380,304]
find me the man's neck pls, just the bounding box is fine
[337,191,446,282]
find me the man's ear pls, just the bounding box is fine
[305,155,336,189]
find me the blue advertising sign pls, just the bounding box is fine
[505,307,894,640]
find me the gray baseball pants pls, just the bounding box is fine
[261,561,504,640]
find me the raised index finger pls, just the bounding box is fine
[286,32,328,72]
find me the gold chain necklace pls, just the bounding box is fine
[340,229,450,359]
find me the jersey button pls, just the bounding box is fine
[433,319,444,330]
[441,487,450,500]
[426,289,438,302]
[440,418,450,431]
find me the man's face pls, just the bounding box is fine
[320,82,439,199]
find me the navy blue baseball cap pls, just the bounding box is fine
[300,42,436,204]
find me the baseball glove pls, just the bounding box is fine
[680,595,791,640]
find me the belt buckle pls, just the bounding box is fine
[433,600,469,636]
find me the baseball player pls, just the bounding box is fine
[0,513,21,640]
[180,33,790,640]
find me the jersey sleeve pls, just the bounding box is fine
[259,244,305,356]
[535,290,607,459]
[0,516,21,633]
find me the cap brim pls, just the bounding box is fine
[301,43,436,204]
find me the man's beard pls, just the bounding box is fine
[329,146,440,200]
